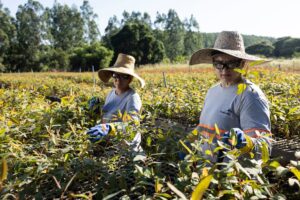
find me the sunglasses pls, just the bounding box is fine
[112,73,131,80]
[212,60,241,70]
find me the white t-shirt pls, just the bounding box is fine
[102,88,142,123]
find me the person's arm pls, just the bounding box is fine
[124,93,142,122]
[87,92,142,142]
[239,91,272,155]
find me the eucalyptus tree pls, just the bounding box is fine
[183,15,203,57]
[15,0,45,71]
[155,9,184,62]
[80,0,100,44]
[49,2,84,51]
[0,3,16,71]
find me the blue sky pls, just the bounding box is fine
[2,0,300,38]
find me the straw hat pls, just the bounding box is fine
[98,53,145,88]
[189,31,267,65]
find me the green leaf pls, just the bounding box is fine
[166,182,187,200]
[191,174,213,200]
[179,140,193,155]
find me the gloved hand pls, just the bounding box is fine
[88,97,101,114]
[222,128,247,149]
[87,124,111,143]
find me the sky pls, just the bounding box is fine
[1,0,300,38]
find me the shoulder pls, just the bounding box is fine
[243,80,267,100]
[106,89,115,99]
[130,89,141,101]
[207,82,221,94]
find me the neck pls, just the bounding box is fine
[115,86,130,95]
[221,77,243,87]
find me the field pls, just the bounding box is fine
[0,60,300,199]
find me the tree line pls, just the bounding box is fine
[0,0,297,72]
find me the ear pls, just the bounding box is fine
[128,76,133,84]
[240,60,247,68]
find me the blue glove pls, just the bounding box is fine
[222,128,247,149]
[87,124,111,143]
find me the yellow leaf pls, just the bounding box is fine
[1,158,8,181]
[214,123,220,135]
[191,174,213,200]
[248,60,267,67]
[237,83,247,95]
[270,161,281,168]
[290,167,300,181]
[230,129,237,146]
[192,129,198,136]
[261,141,269,163]
[155,178,163,193]
[205,150,212,156]
[179,140,193,155]
[208,134,214,144]
[202,168,208,177]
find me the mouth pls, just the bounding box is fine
[221,74,231,77]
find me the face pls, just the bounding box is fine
[112,72,133,91]
[212,54,244,86]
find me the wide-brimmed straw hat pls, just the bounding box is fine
[189,31,267,65]
[98,53,145,88]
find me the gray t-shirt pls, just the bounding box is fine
[197,79,271,162]
[102,88,142,123]
[199,79,271,135]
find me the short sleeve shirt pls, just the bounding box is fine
[199,80,271,136]
[102,88,142,122]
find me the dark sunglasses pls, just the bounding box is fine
[112,73,131,80]
[212,60,241,70]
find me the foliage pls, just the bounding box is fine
[0,66,299,198]
[70,42,113,71]
[273,37,300,58]
[246,42,275,57]
[110,22,165,66]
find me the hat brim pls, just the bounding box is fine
[189,48,270,66]
[98,67,145,88]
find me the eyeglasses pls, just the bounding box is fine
[212,60,241,70]
[112,73,131,80]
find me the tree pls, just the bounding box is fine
[70,42,113,71]
[102,15,121,49]
[121,11,152,27]
[49,2,84,51]
[14,0,45,71]
[155,10,184,62]
[246,42,274,57]
[273,37,300,58]
[183,15,203,57]
[80,0,100,44]
[0,3,16,71]
[110,22,164,66]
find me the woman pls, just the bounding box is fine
[189,31,272,162]
[87,53,145,143]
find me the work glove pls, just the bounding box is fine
[87,124,112,143]
[222,128,247,149]
[88,97,101,114]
